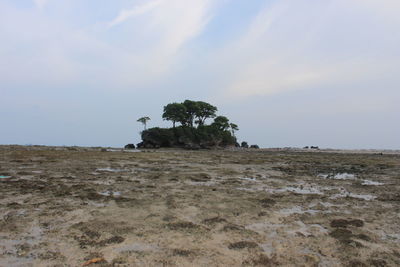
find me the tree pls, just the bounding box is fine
[137,116,150,130]
[212,116,230,131]
[183,100,199,127]
[229,123,239,136]
[194,101,217,126]
[162,103,187,128]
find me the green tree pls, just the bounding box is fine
[162,103,187,128]
[137,116,150,130]
[194,101,217,126]
[183,100,200,127]
[212,116,230,131]
[229,123,239,136]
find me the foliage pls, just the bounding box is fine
[162,100,217,128]
[195,101,217,126]
[139,100,238,148]
[212,116,230,131]
[137,116,151,130]
[162,103,187,128]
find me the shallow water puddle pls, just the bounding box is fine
[362,180,384,186]
[0,175,11,179]
[330,191,376,200]
[260,242,276,257]
[240,177,257,182]
[187,181,216,186]
[287,221,328,236]
[99,191,121,197]
[319,173,356,180]
[268,186,323,195]
[96,167,127,172]
[279,206,324,216]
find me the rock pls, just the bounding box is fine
[250,145,259,149]
[330,219,364,228]
[136,142,144,148]
[144,143,154,148]
[241,141,249,148]
[310,146,319,149]
[124,144,135,149]
[184,143,200,150]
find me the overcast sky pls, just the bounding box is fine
[1,0,399,149]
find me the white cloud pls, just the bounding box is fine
[213,0,400,99]
[108,0,164,28]
[0,0,217,90]
[33,0,49,9]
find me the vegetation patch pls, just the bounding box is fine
[228,241,259,250]
[331,219,364,228]
[137,100,239,149]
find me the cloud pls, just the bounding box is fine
[0,0,217,90]
[33,0,49,9]
[108,0,164,28]
[213,0,400,99]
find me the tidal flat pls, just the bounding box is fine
[1,145,399,266]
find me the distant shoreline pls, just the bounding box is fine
[1,144,399,155]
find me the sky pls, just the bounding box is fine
[0,0,399,149]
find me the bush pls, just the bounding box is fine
[141,126,237,149]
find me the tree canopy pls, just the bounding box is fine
[139,100,239,149]
[163,100,217,128]
[137,116,150,130]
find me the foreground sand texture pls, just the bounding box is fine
[1,146,399,266]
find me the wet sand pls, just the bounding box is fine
[1,145,399,266]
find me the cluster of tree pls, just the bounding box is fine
[162,100,238,134]
[137,100,239,149]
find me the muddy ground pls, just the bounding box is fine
[0,145,399,266]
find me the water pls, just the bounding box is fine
[98,191,121,197]
[0,175,11,179]
[279,206,323,216]
[240,177,257,182]
[267,186,323,195]
[330,191,376,201]
[362,180,384,186]
[319,173,356,180]
[96,167,127,172]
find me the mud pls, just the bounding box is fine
[0,145,399,266]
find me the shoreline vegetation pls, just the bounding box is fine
[136,100,240,149]
[1,144,400,155]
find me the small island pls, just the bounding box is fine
[136,100,239,149]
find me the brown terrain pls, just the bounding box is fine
[0,145,399,266]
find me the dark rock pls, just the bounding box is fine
[228,241,259,250]
[136,142,144,148]
[250,145,260,149]
[184,143,200,150]
[124,144,135,149]
[241,141,249,148]
[368,259,387,267]
[330,228,353,239]
[259,198,276,208]
[331,219,364,228]
[202,217,227,225]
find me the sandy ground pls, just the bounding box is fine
[0,145,399,266]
